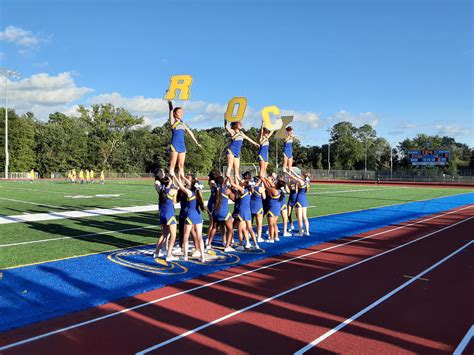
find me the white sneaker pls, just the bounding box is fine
[166,255,179,261]
[257,237,265,243]
[267,239,275,244]
[283,232,292,237]
[224,246,235,252]
[173,246,182,253]
[305,232,310,236]
[255,243,260,250]
[191,250,201,258]
[297,231,303,237]
[236,245,245,251]
[245,243,252,249]
[275,236,280,241]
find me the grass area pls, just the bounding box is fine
[0,179,472,269]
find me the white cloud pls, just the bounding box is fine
[0,26,40,47]
[325,110,380,128]
[435,124,472,138]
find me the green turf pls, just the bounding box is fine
[0,179,472,269]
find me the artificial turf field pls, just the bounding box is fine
[0,178,472,270]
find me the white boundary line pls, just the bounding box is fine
[308,187,408,195]
[0,206,471,352]
[0,225,158,248]
[135,216,474,354]
[453,325,474,355]
[294,240,474,354]
[0,197,63,209]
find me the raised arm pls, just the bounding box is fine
[224,118,234,135]
[258,122,264,142]
[230,179,244,193]
[168,99,176,126]
[172,176,192,198]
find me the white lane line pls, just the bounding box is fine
[0,197,63,209]
[454,325,474,355]
[295,240,474,354]
[309,187,408,195]
[135,216,474,354]
[0,206,471,352]
[0,225,158,248]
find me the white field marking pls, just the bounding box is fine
[454,325,474,355]
[295,240,474,354]
[0,199,221,225]
[135,217,474,354]
[0,225,158,248]
[0,197,63,209]
[1,206,470,352]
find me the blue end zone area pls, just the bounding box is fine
[1,192,473,332]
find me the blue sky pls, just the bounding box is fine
[0,0,472,146]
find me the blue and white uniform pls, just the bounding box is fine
[185,191,203,225]
[213,186,232,221]
[280,189,287,212]
[251,187,264,215]
[283,136,293,159]
[159,188,176,225]
[288,186,298,208]
[258,137,269,162]
[237,186,252,221]
[207,186,216,214]
[227,131,244,158]
[267,191,281,217]
[170,119,186,153]
[295,181,309,208]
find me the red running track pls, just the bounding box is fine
[1,205,473,354]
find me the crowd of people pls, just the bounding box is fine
[153,99,312,262]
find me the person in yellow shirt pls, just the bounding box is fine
[100,170,105,185]
[85,169,90,183]
[90,170,95,182]
[30,169,35,183]
[79,169,84,184]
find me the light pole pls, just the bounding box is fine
[364,138,368,173]
[326,128,331,174]
[1,68,20,180]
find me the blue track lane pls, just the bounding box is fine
[1,192,473,332]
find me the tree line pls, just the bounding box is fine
[0,104,472,177]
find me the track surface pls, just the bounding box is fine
[1,205,472,354]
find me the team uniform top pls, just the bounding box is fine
[159,188,176,225]
[236,186,252,221]
[212,186,231,221]
[178,192,188,220]
[227,131,244,158]
[288,187,298,207]
[258,137,269,162]
[267,190,281,217]
[207,186,217,214]
[295,181,309,208]
[280,189,287,212]
[283,136,293,159]
[170,119,186,153]
[185,191,203,225]
[250,187,264,215]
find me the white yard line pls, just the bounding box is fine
[1,206,470,352]
[0,197,63,209]
[294,240,474,354]
[309,187,408,195]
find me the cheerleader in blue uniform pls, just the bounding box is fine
[287,170,311,236]
[154,173,179,261]
[283,126,295,172]
[230,178,259,250]
[261,176,287,243]
[224,119,259,182]
[251,177,266,243]
[173,176,206,262]
[168,100,203,180]
[279,182,292,237]
[257,122,274,178]
[287,182,298,232]
[207,176,236,252]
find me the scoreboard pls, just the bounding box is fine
[408,149,450,166]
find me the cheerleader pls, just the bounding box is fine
[286,170,310,236]
[207,176,235,252]
[173,176,206,262]
[154,173,179,261]
[224,119,259,182]
[168,100,203,180]
[283,126,295,172]
[287,181,298,231]
[261,176,286,242]
[251,176,266,243]
[257,122,274,178]
[279,181,292,237]
[176,174,197,253]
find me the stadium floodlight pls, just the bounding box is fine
[326,128,331,173]
[1,68,21,179]
[364,138,368,173]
